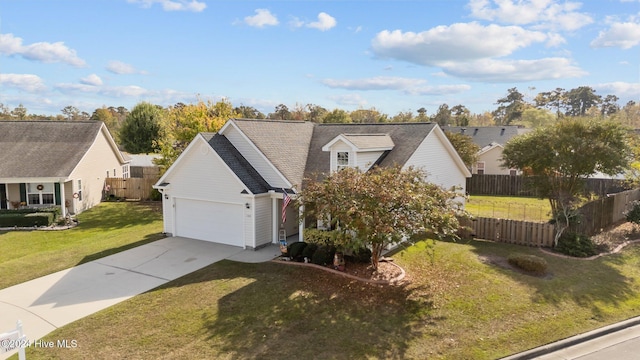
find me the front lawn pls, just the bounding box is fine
[0,202,164,289]
[466,195,552,221]
[20,238,640,359]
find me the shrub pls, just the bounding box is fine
[507,254,548,275]
[350,247,372,264]
[302,243,318,261]
[626,200,640,224]
[311,245,335,266]
[0,212,54,227]
[555,232,598,258]
[287,242,308,262]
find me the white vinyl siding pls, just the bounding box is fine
[356,151,384,171]
[477,147,511,175]
[68,126,126,214]
[224,125,289,188]
[161,138,254,247]
[405,130,467,194]
[165,141,247,204]
[254,196,272,248]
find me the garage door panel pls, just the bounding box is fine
[175,198,244,247]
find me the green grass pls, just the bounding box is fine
[0,202,164,289]
[19,237,640,359]
[466,195,552,221]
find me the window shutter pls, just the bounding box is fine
[55,183,61,205]
[19,183,26,203]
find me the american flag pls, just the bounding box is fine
[282,189,291,223]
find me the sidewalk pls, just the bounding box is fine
[0,237,280,359]
[501,316,640,359]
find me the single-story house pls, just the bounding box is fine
[154,119,471,249]
[442,126,529,175]
[122,153,161,179]
[0,121,130,216]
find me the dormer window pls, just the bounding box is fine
[337,152,349,171]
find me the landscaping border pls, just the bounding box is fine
[271,259,406,285]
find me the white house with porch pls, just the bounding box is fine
[0,121,129,217]
[154,119,471,249]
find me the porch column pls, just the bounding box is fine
[270,190,278,243]
[59,180,66,218]
[298,204,304,242]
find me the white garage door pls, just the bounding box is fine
[174,198,244,247]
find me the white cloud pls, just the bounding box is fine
[244,9,279,28]
[407,84,472,96]
[80,74,103,86]
[307,12,337,31]
[329,94,368,107]
[595,81,640,98]
[106,60,146,75]
[591,21,640,49]
[127,0,206,12]
[0,73,46,92]
[467,0,593,31]
[441,58,587,82]
[0,33,86,67]
[290,12,337,31]
[322,76,426,91]
[371,23,547,65]
[322,76,471,96]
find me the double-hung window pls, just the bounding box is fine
[27,183,54,205]
[337,152,349,171]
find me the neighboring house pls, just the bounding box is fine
[442,126,528,175]
[123,153,161,178]
[154,119,471,249]
[0,121,129,216]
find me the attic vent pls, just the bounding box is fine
[500,128,505,135]
[473,128,479,135]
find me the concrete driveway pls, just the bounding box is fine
[0,237,280,359]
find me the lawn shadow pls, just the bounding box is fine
[75,232,166,265]
[158,260,440,359]
[466,239,638,314]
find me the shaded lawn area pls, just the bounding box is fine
[466,195,552,221]
[0,202,165,290]
[20,238,640,360]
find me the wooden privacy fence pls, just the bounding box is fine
[461,217,555,247]
[572,188,640,236]
[467,174,631,197]
[104,177,158,200]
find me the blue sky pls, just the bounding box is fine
[0,0,639,117]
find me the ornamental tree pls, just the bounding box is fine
[297,166,466,269]
[501,118,632,245]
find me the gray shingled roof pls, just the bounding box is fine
[441,125,521,147]
[341,134,394,150]
[231,119,315,188]
[202,133,272,194]
[306,122,437,177]
[0,121,104,178]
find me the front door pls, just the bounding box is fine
[0,184,6,209]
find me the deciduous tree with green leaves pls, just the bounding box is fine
[155,99,239,172]
[444,131,480,168]
[297,166,466,269]
[501,118,632,245]
[119,102,165,154]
